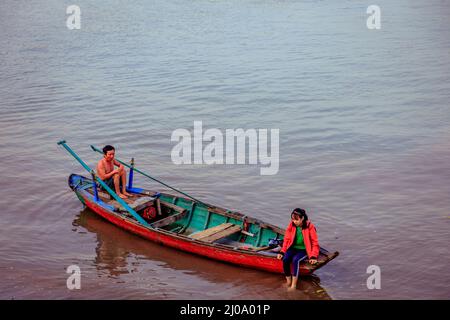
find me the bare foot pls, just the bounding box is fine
[118,193,128,199]
[123,191,133,197]
[287,285,297,292]
[284,276,292,288]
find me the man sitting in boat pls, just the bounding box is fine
[96,145,132,199]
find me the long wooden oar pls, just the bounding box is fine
[90,145,209,207]
[57,140,151,227]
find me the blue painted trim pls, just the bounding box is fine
[80,183,94,190]
[73,179,82,190]
[128,167,134,189]
[92,172,99,202]
[127,187,144,194]
[85,192,116,211]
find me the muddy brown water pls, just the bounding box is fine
[0,0,449,299]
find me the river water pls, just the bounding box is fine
[0,0,449,299]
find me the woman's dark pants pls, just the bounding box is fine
[282,248,307,277]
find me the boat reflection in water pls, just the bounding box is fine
[72,208,333,300]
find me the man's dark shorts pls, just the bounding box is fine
[101,177,122,191]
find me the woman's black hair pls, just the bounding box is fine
[103,145,115,155]
[291,208,309,229]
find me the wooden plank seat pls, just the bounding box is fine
[110,196,155,212]
[95,190,112,200]
[159,201,187,214]
[150,209,188,229]
[190,223,242,243]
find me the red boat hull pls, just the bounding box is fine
[83,194,293,274]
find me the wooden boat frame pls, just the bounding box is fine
[60,141,339,276]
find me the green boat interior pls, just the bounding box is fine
[81,179,284,254]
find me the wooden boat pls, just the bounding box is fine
[59,141,339,275]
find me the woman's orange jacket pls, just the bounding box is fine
[281,221,320,259]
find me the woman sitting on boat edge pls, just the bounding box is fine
[277,208,320,291]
